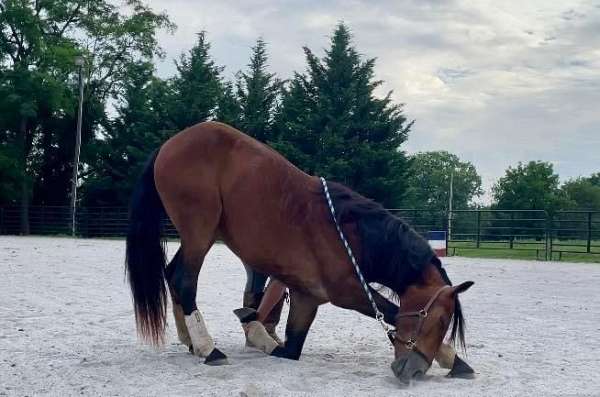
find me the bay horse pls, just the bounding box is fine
[125,121,474,383]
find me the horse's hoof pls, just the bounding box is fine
[204,348,229,366]
[233,307,258,323]
[188,345,194,354]
[270,346,286,358]
[446,356,475,379]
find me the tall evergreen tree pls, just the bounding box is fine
[216,81,241,126]
[235,38,282,142]
[171,31,223,130]
[82,62,175,206]
[274,23,412,206]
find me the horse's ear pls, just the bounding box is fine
[452,281,474,295]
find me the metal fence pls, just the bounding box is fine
[1,206,598,261]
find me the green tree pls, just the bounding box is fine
[562,176,600,210]
[273,23,412,206]
[235,38,282,142]
[0,0,75,230]
[588,173,600,187]
[403,151,482,210]
[216,81,241,126]
[82,62,176,206]
[492,161,568,213]
[0,0,172,232]
[171,31,223,130]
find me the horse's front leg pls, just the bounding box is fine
[435,343,475,378]
[245,289,319,360]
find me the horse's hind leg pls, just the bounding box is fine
[165,249,191,349]
[166,207,228,365]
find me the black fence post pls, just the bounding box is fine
[509,212,515,249]
[444,210,450,255]
[587,211,592,254]
[476,210,481,248]
[547,213,553,261]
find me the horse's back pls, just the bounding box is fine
[154,122,317,262]
[155,121,307,194]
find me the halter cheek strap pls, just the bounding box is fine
[393,285,452,351]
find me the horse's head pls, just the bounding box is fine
[322,181,474,382]
[388,266,473,383]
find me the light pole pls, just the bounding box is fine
[448,170,454,241]
[70,56,85,237]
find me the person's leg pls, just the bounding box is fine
[235,274,287,345]
[243,264,268,309]
[257,279,287,323]
[257,279,287,344]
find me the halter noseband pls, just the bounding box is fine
[387,285,452,352]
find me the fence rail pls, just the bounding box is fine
[1,206,598,261]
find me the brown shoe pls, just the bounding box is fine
[238,292,264,348]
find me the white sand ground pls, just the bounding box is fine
[1,236,599,396]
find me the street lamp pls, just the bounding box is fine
[448,169,455,242]
[70,56,85,236]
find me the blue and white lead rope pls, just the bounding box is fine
[320,177,392,342]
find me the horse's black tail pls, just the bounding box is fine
[125,150,167,345]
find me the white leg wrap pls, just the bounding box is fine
[435,343,457,369]
[245,321,280,355]
[185,310,215,357]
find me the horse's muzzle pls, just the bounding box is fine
[391,351,431,384]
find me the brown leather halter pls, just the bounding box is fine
[388,285,452,352]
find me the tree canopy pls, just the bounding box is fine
[492,161,569,214]
[403,151,482,210]
[273,23,412,207]
[0,0,173,231]
[562,175,600,210]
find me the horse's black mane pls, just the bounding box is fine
[326,181,466,349]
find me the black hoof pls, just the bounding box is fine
[447,356,475,379]
[270,346,285,357]
[233,307,258,323]
[188,345,194,354]
[204,348,229,366]
[270,346,299,360]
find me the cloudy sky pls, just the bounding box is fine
[145,0,600,202]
